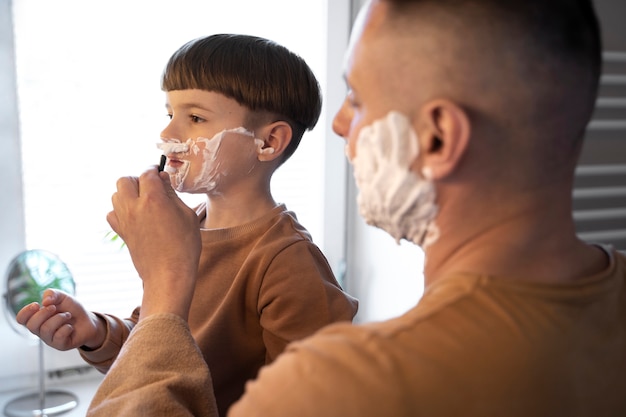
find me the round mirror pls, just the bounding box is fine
[3,249,78,417]
[5,249,75,317]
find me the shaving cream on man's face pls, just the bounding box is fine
[349,111,440,248]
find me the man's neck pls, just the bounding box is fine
[422,186,609,287]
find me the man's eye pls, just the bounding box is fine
[346,90,360,108]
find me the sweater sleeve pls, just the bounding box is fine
[79,308,139,373]
[258,240,358,361]
[87,314,218,417]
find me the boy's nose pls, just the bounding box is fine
[160,122,177,141]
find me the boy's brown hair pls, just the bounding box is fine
[161,34,322,162]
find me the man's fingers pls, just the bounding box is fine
[136,168,169,197]
[114,175,140,199]
[158,171,178,198]
[106,210,120,234]
[109,175,142,239]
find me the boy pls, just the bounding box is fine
[17,34,358,416]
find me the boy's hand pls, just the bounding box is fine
[106,168,201,321]
[15,288,105,351]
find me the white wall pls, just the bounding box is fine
[0,0,24,281]
[0,0,88,388]
[0,0,73,393]
[345,182,426,324]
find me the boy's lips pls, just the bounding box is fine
[167,158,185,168]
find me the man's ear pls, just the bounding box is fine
[413,99,470,180]
[255,121,293,162]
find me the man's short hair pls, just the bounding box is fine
[383,0,603,145]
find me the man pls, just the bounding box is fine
[88,0,626,416]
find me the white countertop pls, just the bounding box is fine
[0,367,104,417]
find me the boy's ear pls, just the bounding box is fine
[413,99,470,180]
[255,121,292,162]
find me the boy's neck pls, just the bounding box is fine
[202,189,278,229]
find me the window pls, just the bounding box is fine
[573,50,626,251]
[1,0,350,385]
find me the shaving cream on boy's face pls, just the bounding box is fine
[157,127,266,194]
[348,111,440,248]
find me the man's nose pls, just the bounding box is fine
[332,101,351,140]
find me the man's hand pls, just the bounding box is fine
[107,168,201,320]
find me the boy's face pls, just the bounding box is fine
[160,89,262,194]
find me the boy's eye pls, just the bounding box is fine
[166,113,173,120]
[190,114,205,123]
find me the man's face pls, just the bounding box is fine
[333,4,386,160]
[332,1,419,160]
[332,2,441,247]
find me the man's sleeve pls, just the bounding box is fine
[87,314,219,417]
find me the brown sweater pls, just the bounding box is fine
[81,204,358,415]
[89,248,626,416]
